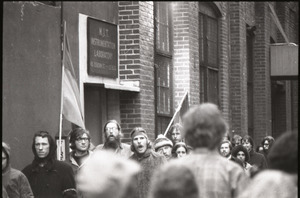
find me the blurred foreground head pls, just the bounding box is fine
[148,160,199,198]
[76,150,141,198]
[182,103,228,150]
[268,131,298,174]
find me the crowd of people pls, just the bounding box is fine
[2,102,298,198]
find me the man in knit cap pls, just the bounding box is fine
[153,134,173,160]
[129,127,166,198]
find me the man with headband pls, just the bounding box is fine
[129,127,166,198]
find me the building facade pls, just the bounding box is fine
[3,1,298,170]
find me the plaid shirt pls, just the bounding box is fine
[180,148,248,198]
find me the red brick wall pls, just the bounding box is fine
[118,1,155,141]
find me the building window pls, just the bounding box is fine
[155,2,173,135]
[199,3,219,104]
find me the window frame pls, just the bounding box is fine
[154,2,174,136]
[199,4,220,105]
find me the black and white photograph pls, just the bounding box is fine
[3,1,298,198]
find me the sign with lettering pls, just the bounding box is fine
[87,17,118,78]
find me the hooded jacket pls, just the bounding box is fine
[22,132,77,198]
[2,142,34,198]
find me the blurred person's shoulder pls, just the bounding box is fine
[238,170,297,198]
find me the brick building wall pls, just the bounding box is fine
[269,2,299,138]
[253,2,272,146]
[118,1,155,141]
[117,1,297,143]
[188,2,200,107]
[173,2,193,109]
[229,2,248,137]
[217,2,230,124]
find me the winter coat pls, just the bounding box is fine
[248,149,268,170]
[68,150,93,175]
[130,149,166,198]
[22,160,77,198]
[2,142,33,198]
[4,168,34,198]
[68,150,93,198]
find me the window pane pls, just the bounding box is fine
[200,66,206,102]
[207,17,218,67]
[207,69,218,104]
[199,14,204,63]
[156,55,171,115]
[157,115,172,135]
[156,2,170,53]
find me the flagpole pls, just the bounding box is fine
[163,91,188,136]
[58,21,66,161]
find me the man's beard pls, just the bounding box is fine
[105,135,121,150]
[222,152,230,158]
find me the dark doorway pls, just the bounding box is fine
[84,84,107,145]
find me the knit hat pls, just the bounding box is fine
[130,127,148,139]
[153,134,173,151]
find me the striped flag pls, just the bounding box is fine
[62,29,85,129]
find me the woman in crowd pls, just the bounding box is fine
[259,136,275,162]
[171,142,189,158]
[232,145,253,176]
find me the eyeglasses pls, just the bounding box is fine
[105,127,118,132]
[76,137,89,142]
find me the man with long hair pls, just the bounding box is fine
[95,120,132,158]
[22,131,77,198]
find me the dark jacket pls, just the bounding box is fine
[130,149,166,198]
[248,149,268,170]
[22,160,77,198]
[4,168,34,198]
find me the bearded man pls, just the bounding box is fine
[95,120,132,158]
[219,140,243,167]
